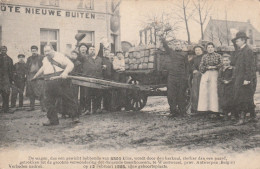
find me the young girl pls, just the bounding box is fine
[218,54,235,120]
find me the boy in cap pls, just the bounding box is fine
[11,54,27,108]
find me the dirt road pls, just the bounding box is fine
[0,96,259,153]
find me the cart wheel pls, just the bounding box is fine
[127,78,147,111]
[127,91,148,111]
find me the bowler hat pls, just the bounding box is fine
[75,33,86,42]
[18,54,25,58]
[232,31,249,42]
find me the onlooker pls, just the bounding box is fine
[0,46,14,114]
[231,31,257,125]
[218,54,235,120]
[112,51,126,111]
[197,42,222,114]
[190,45,204,113]
[78,43,89,113]
[11,54,27,108]
[160,38,189,117]
[102,48,113,111]
[26,46,45,111]
[82,45,103,114]
[33,44,78,126]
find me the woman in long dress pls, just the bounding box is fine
[197,42,222,113]
[190,45,204,113]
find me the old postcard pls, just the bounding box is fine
[0,0,260,169]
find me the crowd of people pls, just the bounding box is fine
[188,31,257,125]
[0,31,258,126]
[0,42,127,126]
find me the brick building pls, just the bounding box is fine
[203,18,260,47]
[0,0,121,62]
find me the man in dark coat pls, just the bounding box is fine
[160,38,189,117]
[26,45,45,111]
[11,54,27,108]
[102,48,113,111]
[231,31,257,125]
[78,43,89,113]
[82,45,103,113]
[0,46,14,114]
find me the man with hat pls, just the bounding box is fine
[11,54,27,108]
[231,31,257,125]
[26,45,45,111]
[0,46,14,114]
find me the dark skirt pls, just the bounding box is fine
[190,72,201,111]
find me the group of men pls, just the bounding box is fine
[0,45,45,114]
[0,42,127,126]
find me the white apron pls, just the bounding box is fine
[197,70,219,112]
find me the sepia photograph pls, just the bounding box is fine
[0,0,260,168]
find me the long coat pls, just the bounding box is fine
[231,45,257,110]
[26,54,44,98]
[0,54,13,92]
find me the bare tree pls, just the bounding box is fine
[193,0,213,40]
[174,0,196,44]
[216,25,225,46]
[139,12,180,45]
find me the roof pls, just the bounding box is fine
[205,19,260,40]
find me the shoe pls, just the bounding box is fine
[234,119,245,126]
[43,121,59,126]
[72,117,80,123]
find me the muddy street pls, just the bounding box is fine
[0,96,259,153]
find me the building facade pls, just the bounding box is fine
[203,18,260,47]
[0,0,121,62]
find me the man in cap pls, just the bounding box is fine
[33,44,79,126]
[26,45,45,111]
[0,46,14,113]
[231,31,257,125]
[160,38,189,117]
[11,54,27,108]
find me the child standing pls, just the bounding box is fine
[218,54,235,120]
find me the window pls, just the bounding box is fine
[40,0,60,7]
[77,0,94,10]
[78,31,95,46]
[40,29,59,54]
